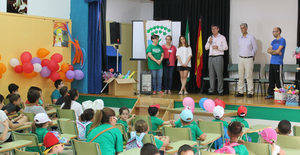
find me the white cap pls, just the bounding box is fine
[34,113,51,124]
[213,106,224,119]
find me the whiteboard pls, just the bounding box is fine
[132,20,181,60]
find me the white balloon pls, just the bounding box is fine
[33,63,42,72]
[9,58,20,67]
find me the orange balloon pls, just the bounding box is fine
[0,73,2,79]
[37,48,50,58]
[65,78,73,83]
[58,71,66,80]
[60,63,69,73]
[0,63,6,74]
[23,72,38,78]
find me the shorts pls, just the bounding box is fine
[177,66,191,71]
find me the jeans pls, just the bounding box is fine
[151,68,163,91]
[163,65,175,90]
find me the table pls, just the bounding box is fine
[46,108,57,115]
[284,148,300,155]
[243,124,271,134]
[0,140,32,153]
[168,108,237,117]
[166,140,198,154]
[61,134,77,140]
[199,133,221,146]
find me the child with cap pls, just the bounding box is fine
[231,106,249,128]
[43,132,65,155]
[259,128,285,155]
[213,106,229,128]
[276,120,291,135]
[148,104,173,135]
[179,109,206,141]
[32,113,52,143]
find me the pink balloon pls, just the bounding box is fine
[203,99,215,112]
[183,97,195,113]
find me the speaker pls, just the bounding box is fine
[110,22,121,44]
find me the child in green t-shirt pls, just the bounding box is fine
[213,106,229,128]
[148,104,173,134]
[231,106,249,128]
[117,107,135,132]
[226,121,249,155]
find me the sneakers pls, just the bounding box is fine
[158,91,164,95]
[265,95,274,99]
[218,92,224,96]
[207,91,217,95]
[247,94,253,98]
[235,93,244,97]
[152,91,157,95]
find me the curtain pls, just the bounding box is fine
[154,0,230,93]
[297,0,299,87]
[86,0,107,94]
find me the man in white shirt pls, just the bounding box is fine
[235,23,257,98]
[205,25,228,95]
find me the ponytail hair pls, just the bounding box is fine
[89,108,115,133]
[62,88,79,109]
[80,108,94,122]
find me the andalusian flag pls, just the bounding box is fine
[195,19,203,88]
[185,20,190,45]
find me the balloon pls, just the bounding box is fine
[203,99,215,113]
[31,57,41,64]
[41,59,50,67]
[23,63,34,73]
[14,65,23,73]
[74,70,84,80]
[9,58,20,67]
[0,73,2,79]
[182,97,195,113]
[33,63,42,72]
[48,60,59,72]
[214,98,226,108]
[20,52,32,63]
[51,53,63,63]
[37,48,50,58]
[40,66,51,77]
[66,70,75,79]
[0,63,6,74]
[58,71,66,80]
[199,98,207,110]
[65,78,73,83]
[69,65,74,71]
[23,72,38,78]
[50,72,60,82]
[60,63,69,72]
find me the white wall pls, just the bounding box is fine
[0,0,70,19]
[230,0,298,66]
[106,0,153,23]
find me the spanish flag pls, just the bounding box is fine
[195,19,203,88]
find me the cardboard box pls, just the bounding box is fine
[105,78,136,96]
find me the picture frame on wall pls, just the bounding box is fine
[7,0,27,14]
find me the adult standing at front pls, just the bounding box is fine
[235,23,258,98]
[265,27,286,99]
[162,35,177,94]
[146,35,164,95]
[177,36,192,95]
[205,25,228,96]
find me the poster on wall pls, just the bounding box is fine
[145,20,172,47]
[7,0,27,14]
[53,22,69,47]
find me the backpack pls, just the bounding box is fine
[214,141,241,154]
[125,132,146,150]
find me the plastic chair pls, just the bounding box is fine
[252,64,262,95]
[200,150,232,155]
[119,148,141,155]
[57,109,76,121]
[131,115,152,132]
[115,123,128,142]
[162,127,192,142]
[140,134,155,144]
[259,64,270,95]
[245,142,271,155]
[12,132,43,154]
[14,149,39,155]
[293,125,300,136]
[283,64,299,85]
[72,139,101,155]
[277,135,300,149]
[23,112,35,122]
[198,121,223,149]
[57,119,78,138]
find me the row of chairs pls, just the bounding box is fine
[202,64,299,95]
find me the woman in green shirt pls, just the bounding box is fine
[146,35,164,95]
[86,108,123,155]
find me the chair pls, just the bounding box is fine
[3,98,9,105]
[115,123,128,142]
[293,125,300,136]
[12,132,43,154]
[23,112,35,122]
[14,149,39,155]
[131,115,152,132]
[57,109,76,121]
[119,148,141,155]
[277,135,300,149]
[141,134,155,144]
[72,139,101,155]
[252,64,262,95]
[200,150,232,155]
[198,121,223,149]
[244,142,271,155]
[57,119,78,139]
[162,127,192,142]
[259,64,270,95]
[282,64,299,85]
